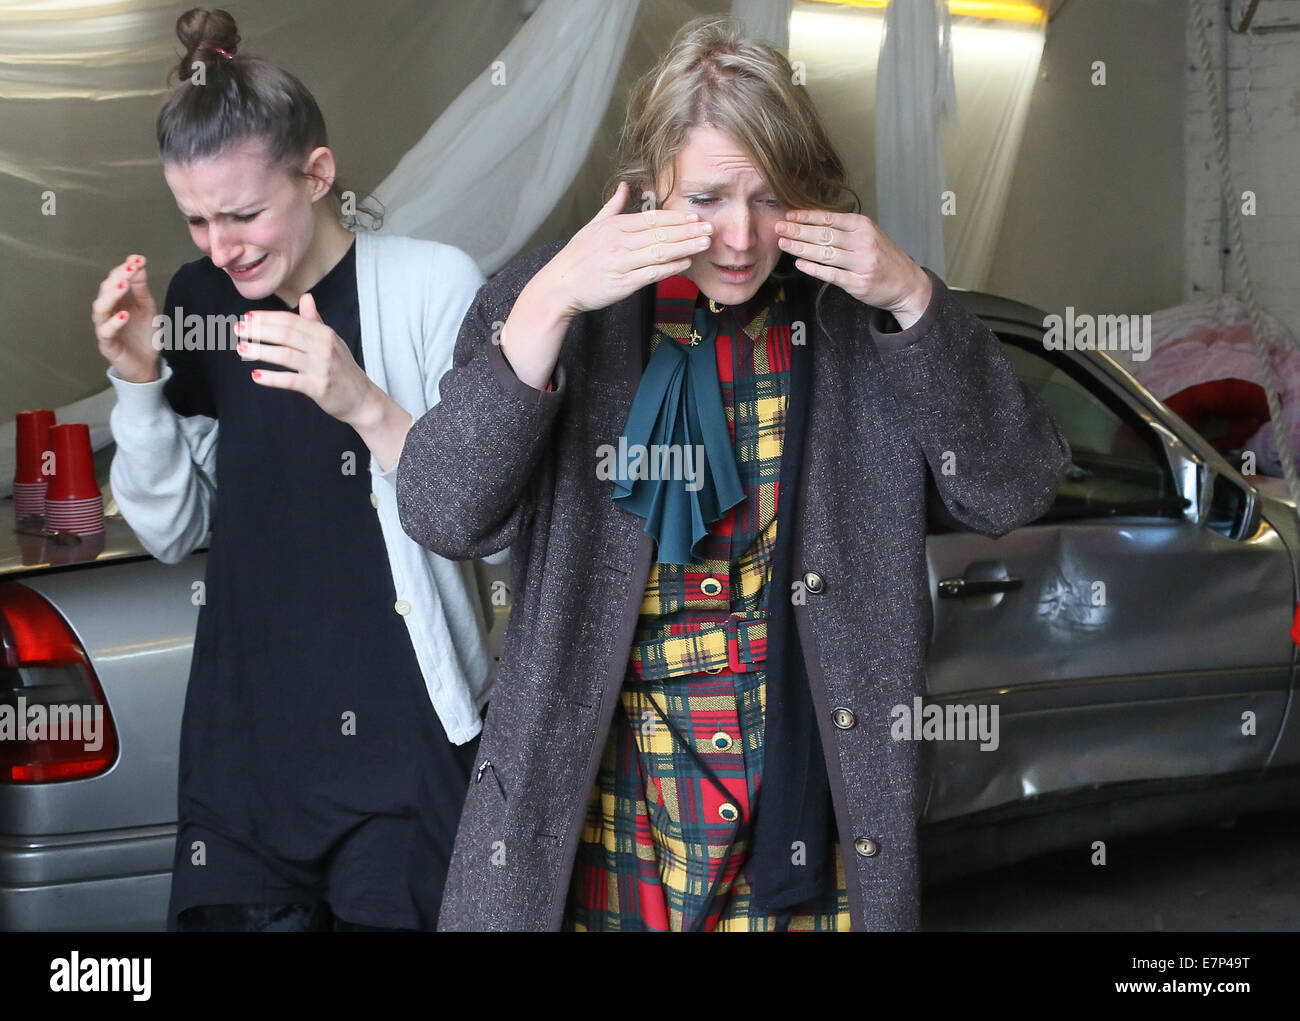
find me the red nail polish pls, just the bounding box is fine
[116,282,125,289]
[251,370,262,381]
[117,312,127,321]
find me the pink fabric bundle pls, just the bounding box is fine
[1130,295,1300,477]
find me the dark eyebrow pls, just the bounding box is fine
[178,203,261,219]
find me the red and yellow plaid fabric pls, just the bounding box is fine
[563,274,850,932]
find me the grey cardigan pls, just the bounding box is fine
[395,240,1072,931]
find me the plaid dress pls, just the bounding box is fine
[562,274,850,932]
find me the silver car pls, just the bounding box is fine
[2,290,1296,929]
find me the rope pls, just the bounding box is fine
[1189,0,1300,511]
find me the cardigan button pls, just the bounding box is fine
[711,731,734,751]
[718,802,739,822]
[854,837,879,857]
[394,599,412,616]
[370,491,379,509]
[803,571,824,594]
[700,576,723,597]
[832,707,856,730]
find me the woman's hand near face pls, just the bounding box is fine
[775,211,933,329]
[541,180,713,316]
[235,294,412,471]
[499,181,714,390]
[92,255,162,383]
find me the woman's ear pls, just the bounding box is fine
[301,146,337,202]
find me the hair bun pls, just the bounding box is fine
[176,7,240,72]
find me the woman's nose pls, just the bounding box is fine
[207,224,241,267]
[716,203,754,251]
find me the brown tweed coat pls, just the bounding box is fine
[395,240,1072,931]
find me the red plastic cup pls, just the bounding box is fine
[13,409,56,518]
[44,423,103,535]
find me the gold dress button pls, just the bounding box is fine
[711,731,734,751]
[369,492,379,509]
[718,802,739,822]
[854,837,879,857]
[700,576,723,597]
[832,707,856,730]
[394,599,412,616]
[803,571,824,593]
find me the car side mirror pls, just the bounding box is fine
[1203,467,1258,539]
[1149,418,1258,538]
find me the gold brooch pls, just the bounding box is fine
[689,329,702,346]
[708,299,726,313]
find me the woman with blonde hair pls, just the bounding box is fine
[397,16,1071,931]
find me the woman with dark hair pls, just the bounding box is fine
[90,8,494,932]
[397,17,1072,932]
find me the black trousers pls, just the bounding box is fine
[175,902,415,932]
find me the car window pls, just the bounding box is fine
[996,336,1184,525]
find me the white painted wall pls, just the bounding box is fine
[1184,0,1300,339]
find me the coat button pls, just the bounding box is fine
[832,707,856,730]
[854,837,879,857]
[718,802,739,822]
[394,599,412,616]
[803,571,824,593]
[711,731,734,751]
[369,492,379,509]
[700,576,722,597]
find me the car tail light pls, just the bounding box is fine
[0,582,118,783]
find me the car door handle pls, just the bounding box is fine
[937,575,1023,598]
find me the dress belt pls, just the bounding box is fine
[628,609,769,681]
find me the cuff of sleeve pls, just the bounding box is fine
[373,459,399,488]
[491,341,565,404]
[105,361,173,412]
[869,268,947,355]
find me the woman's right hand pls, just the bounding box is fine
[498,182,714,391]
[92,254,161,383]
[538,180,713,316]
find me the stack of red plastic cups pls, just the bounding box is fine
[43,424,104,535]
[12,409,56,519]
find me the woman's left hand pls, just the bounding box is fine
[775,210,933,329]
[235,293,378,426]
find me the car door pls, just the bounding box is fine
[919,329,1293,823]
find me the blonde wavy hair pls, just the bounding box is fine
[609,16,859,215]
